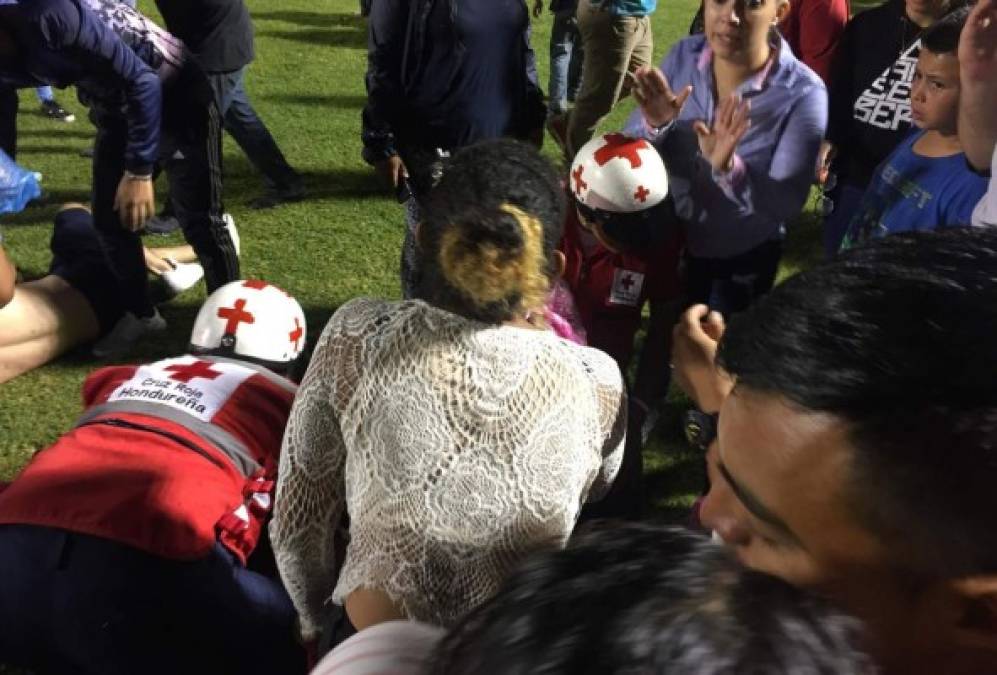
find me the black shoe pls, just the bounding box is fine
[144,214,182,235]
[248,185,305,210]
[40,99,75,123]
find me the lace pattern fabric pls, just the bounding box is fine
[272,298,626,637]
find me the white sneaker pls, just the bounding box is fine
[160,259,204,296]
[92,309,167,358]
[223,212,240,257]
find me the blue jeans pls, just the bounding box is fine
[208,67,302,193]
[548,9,583,115]
[684,239,783,316]
[35,85,55,103]
[0,525,306,675]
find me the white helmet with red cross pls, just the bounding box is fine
[189,280,307,369]
[570,132,668,214]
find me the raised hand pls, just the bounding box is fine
[631,66,693,128]
[960,0,997,83]
[693,94,751,173]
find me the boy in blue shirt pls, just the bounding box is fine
[842,7,988,248]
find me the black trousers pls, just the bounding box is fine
[0,83,18,158]
[92,64,239,318]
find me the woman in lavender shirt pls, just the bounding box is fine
[625,0,826,315]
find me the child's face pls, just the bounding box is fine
[910,49,961,133]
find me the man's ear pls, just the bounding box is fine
[950,576,997,653]
[774,0,791,25]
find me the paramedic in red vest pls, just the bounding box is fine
[0,280,309,675]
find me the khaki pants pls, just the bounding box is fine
[566,0,653,156]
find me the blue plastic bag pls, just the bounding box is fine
[0,149,42,215]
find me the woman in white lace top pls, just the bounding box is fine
[271,140,627,647]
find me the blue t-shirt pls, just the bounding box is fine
[842,130,989,248]
[598,0,656,16]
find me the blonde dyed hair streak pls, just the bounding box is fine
[438,203,550,314]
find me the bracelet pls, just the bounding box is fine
[123,170,153,181]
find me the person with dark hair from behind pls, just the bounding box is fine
[0,279,309,675]
[841,7,987,248]
[311,523,875,674]
[271,139,626,661]
[670,227,997,674]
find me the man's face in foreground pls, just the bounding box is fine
[699,387,962,672]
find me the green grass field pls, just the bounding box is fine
[0,0,829,521]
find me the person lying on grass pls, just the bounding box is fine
[0,203,237,384]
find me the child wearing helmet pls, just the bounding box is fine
[0,281,309,675]
[561,133,683,518]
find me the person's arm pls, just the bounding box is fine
[795,0,849,85]
[271,314,351,643]
[586,354,628,501]
[957,0,997,172]
[824,20,856,152]
[708,85,828,226]
[29,0,161,175]
[521,21,547,146]
[361,0,409,185]
[671,305,732,414]
[0,243,15,308]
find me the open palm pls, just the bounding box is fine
[694,94,751,173]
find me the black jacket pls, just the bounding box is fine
[154,0,254,73]
[361,0,546,164]
[826,0,921,186]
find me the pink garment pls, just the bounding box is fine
[546,279,587,345]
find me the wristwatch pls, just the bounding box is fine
[684,409,719,450]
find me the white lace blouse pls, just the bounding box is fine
[271,298,626,638]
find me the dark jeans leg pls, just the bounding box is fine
[91,114,154,318]
[579,396,646,522]
[163,72,239,292]
[822,181,865,258]
[0,84,17,158]
[0,526,305,675]
[211,68,301,193]
[684,239,783,316]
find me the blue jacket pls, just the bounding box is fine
[1,0,185,174]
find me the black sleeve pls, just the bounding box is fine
[361,0,408,164]
[826,19,856,148]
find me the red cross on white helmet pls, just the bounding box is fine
[570,133,669,214]
[189,280,307,367]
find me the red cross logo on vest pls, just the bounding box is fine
[242,280,270,290]
[217,298,255,335]
[288,318,303,350]
[165,360,224,384]
[634,185,650,203]
[572,165,588,196]
[593,133,645,169]
[620,273,636,291]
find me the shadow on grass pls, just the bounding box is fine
[258,27,366,49]
[16,128,95,141]
[263,93,367,110]
[254,10,365,27]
